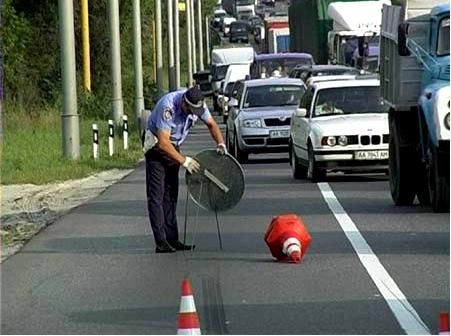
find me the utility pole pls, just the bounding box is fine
[132,0,145,133]
[190,0,197,76]
[167,0,176,91]
[186,0,193,86]
[155,0,164,97]
[108,0,124,125]
[58,0,80,159]
[205,16,210,66]
[174,0,181,89]
[152,19,156,82]
[197,0,204,71]
[80,0,91,92]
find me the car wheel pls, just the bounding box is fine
[234,132,248,163]
[388,114,416,205]
[213,97,219,112]
[291,143,306,180]
[225,127,230,152]
[427,143,450,212]
[307,144,325,182]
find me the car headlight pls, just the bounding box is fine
[338,135,348,146]
[321,136,336,146]
[445,112,450,130]
[242,119,262,128]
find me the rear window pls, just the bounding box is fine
[252,58,313,78]
[231,23,247,32]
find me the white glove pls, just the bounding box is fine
[216,143,227,155]
[182,157,201,174]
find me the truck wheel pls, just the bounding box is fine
[291,143,307,180]
[307,144,325,182]
[225,127,231,152]
[234,133,248,163]
[389,114,416,205]
[416,168,431,207]
[428,144,450,212]
[213,97,219,112]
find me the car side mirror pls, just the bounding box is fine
[295,107,307,117]
[228,97,239,108]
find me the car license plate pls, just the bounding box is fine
[355,150,389,160]
[269,130,289,138]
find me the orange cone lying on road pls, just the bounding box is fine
[177,279,201,335]
[439,312,450,335]
[264,213,312,263]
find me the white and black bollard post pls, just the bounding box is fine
[108,119,114,156]
[92,123,99,160]
[123,115,128,150]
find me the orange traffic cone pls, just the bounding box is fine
[439,312,450,335]
[264,214,312,263]
[177,279,201,335]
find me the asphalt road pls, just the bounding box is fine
[2,117,449,335]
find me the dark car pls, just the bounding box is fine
[289,65,363,82]
[248,15,263,31]
[229,21,249,43]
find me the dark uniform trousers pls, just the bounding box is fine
[145,146,180,246]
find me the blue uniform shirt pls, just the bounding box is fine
[147,90,211,146]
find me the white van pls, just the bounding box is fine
[217,63,250,122]
[210,46,254,111]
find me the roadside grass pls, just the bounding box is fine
[2,107,144,185]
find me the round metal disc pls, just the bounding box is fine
[186,150,245,211]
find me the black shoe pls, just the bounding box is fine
[155,241,176,253]
[169,240,195,251]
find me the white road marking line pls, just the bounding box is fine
[318,182,430,335]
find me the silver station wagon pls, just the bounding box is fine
[225,78,306,162]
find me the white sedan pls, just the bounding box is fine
[289,78,389,181]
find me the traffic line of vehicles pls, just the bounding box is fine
[202,0,449,213]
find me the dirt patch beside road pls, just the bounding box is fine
[0,169,134,262]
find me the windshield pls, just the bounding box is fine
[313,86,388,117]
[244,85,305,108]
[212,65,229,81]
[437,17,450,56]
[255,58,313,78]
[215,12,226,18]
[225,82,235,96]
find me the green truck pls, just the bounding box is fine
[289,0,385,66]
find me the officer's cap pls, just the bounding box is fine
[184,86,205,115]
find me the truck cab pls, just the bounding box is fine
[380,1,450,212]
[326,0,389,70]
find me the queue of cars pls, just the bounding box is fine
[218,63,389,181]
[209,2,389,182]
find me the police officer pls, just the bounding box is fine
[144,86,227,253]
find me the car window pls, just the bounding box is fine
[243,85,305,108]
[299,88,314,111]
[300,71,311,82]
[236,82,245,101]
[313,86,388,117]
[289,69,298,78]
